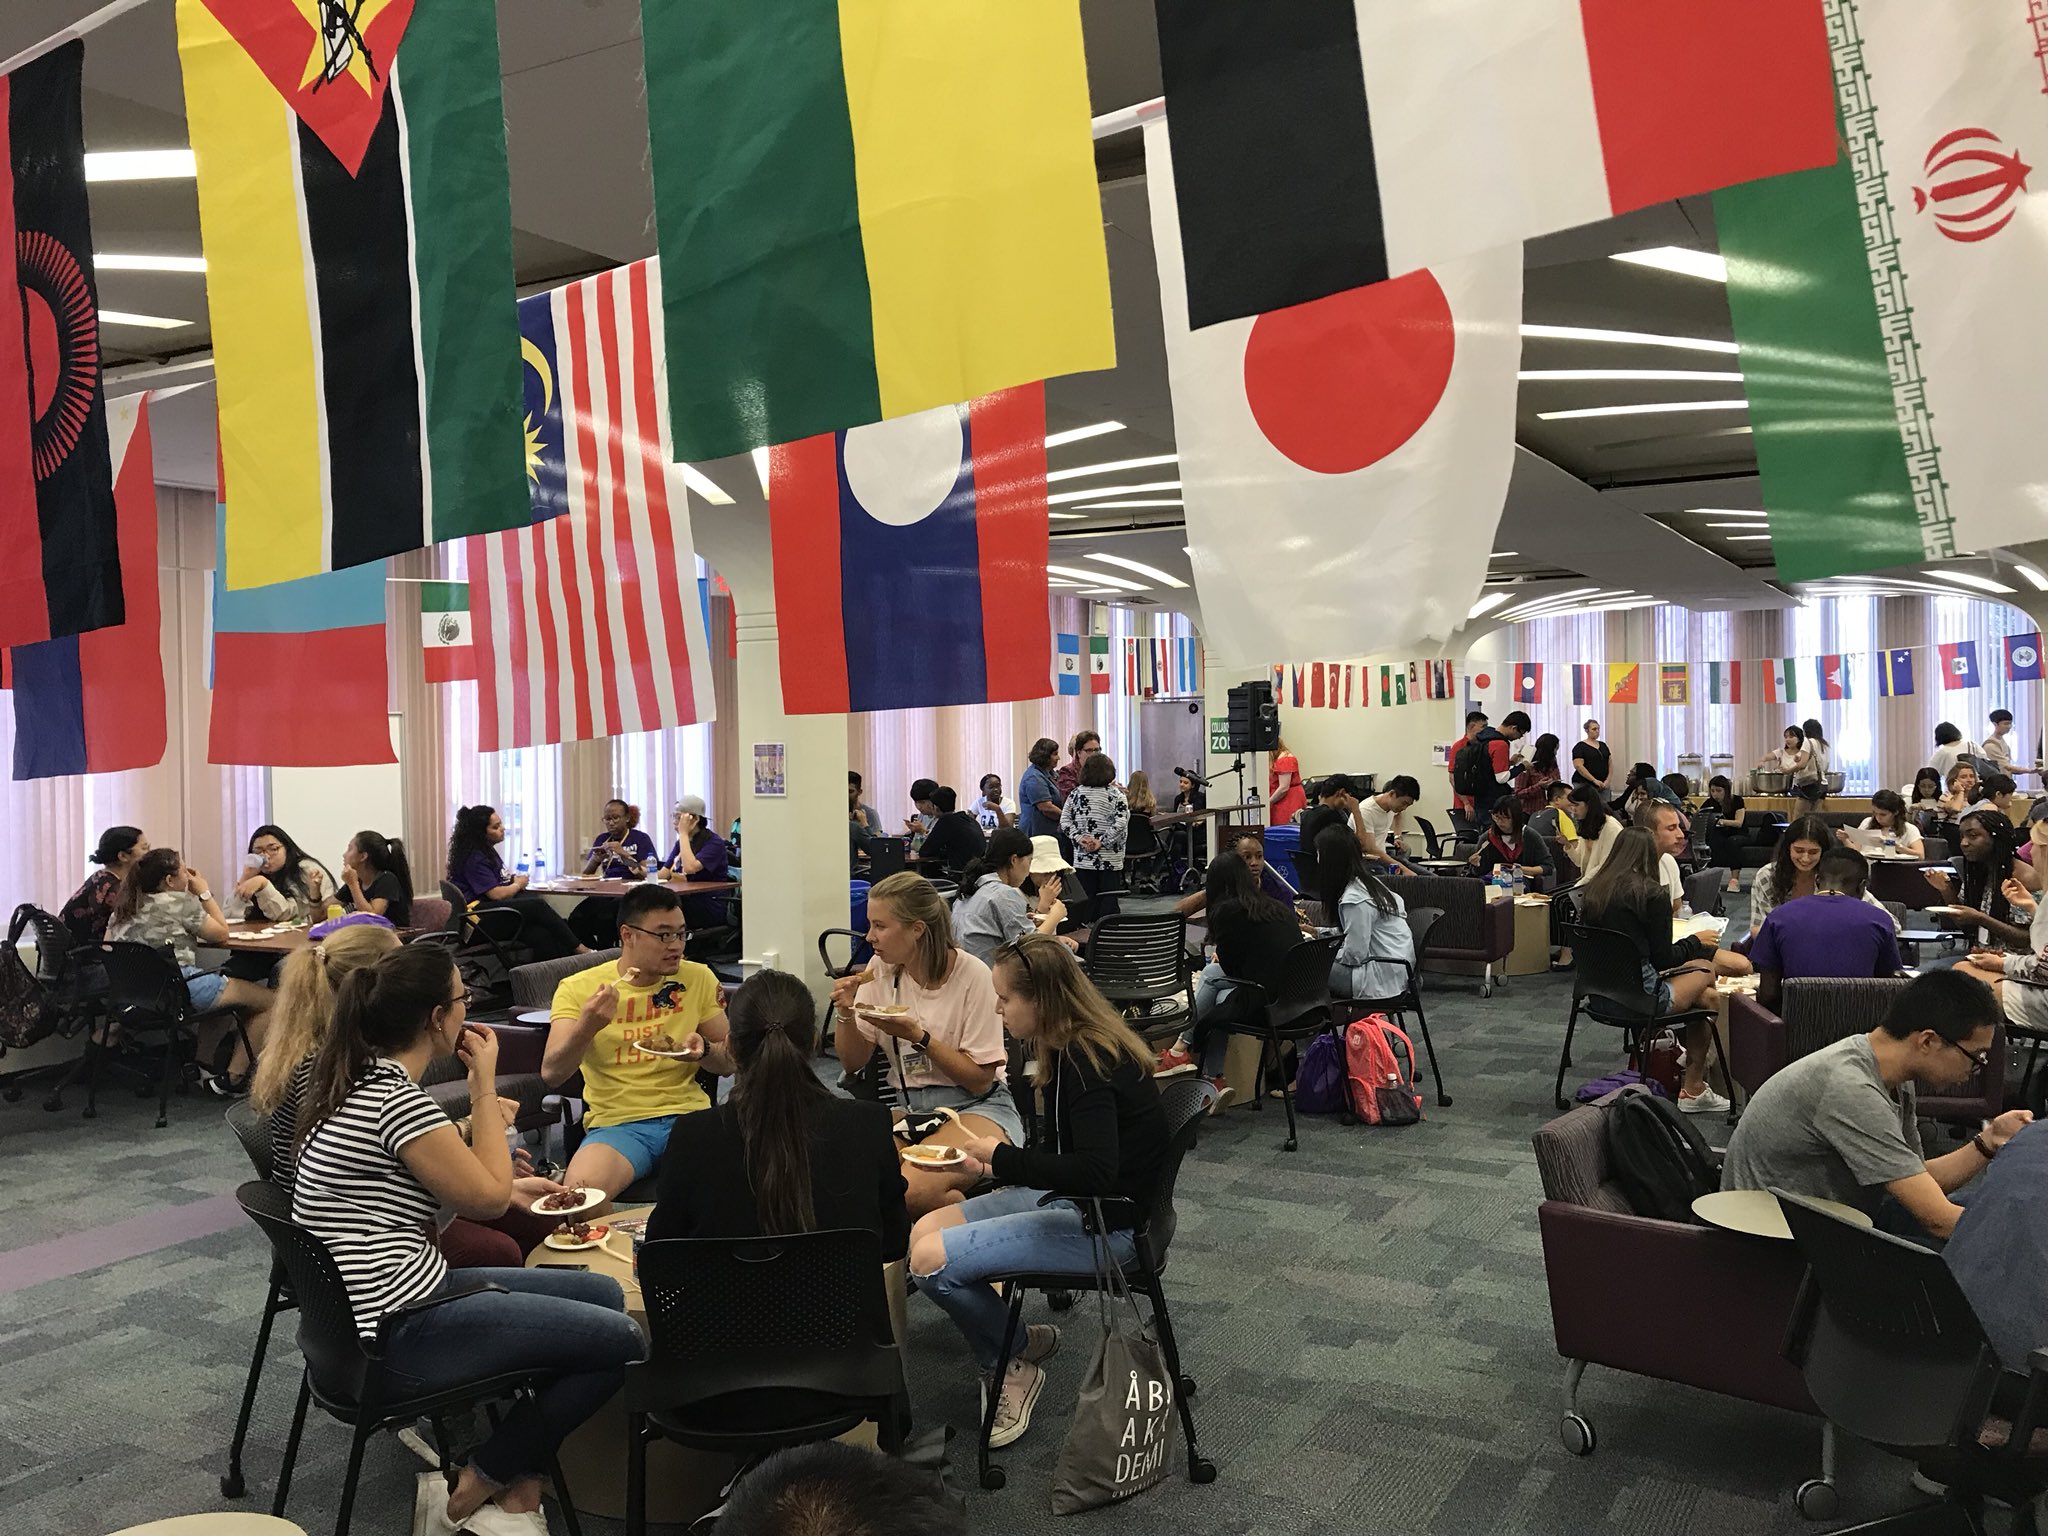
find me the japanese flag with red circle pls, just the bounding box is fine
[1143,116,1520,671]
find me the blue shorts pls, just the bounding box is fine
[580,1115,679,1182]
[1639,961,1675,1014]
[184,967,227,1011]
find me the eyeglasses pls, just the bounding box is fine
[251,843,284,856]
[1939,1036,1993,1073]
[445,988,474,1011]
[624,923,688,945]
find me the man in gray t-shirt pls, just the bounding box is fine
[1721,971,2034,1239]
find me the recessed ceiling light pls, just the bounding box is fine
[1688,508,1767,518]
[1086,552,1187,589]
[1467,592,1509,619]
[1518,368,1743,383]
[679,465,732,505]
[1076,587,1127,597]
[99,311,191,329]
[1520,323,1739,355]
[1048,480,1180,505]
[1723,534,1773,542]
[1708,521,1769,529]
[2016,564,2048,592]
[750,447,768,495]
[84,149,196,182]
[94,253,206,274]
[1537,400,1749,421]
[1047,564,1147,592]
[1611,247,1728,282]
[1489,551,1519,559]
[1926,569,2017,595]
[1045,454,1178,483]
[1043,421,1125,449]
[1069,499,1185,511]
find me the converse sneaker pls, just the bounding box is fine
[983,1358,1046,1448]
[1018,1323,1061,1366]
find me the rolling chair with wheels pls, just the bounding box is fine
[1555,923,1727,1118]
[976,1077,1218,1493]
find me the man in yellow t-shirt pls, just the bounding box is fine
[544,884,732,1199]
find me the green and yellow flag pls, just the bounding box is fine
[178,0,527,588]
[642,0,1116,461]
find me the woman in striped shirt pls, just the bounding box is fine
[291,944,644,1527]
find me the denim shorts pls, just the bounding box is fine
[1639,961,1675,1014]
[183,966,227,1011]
[580,1115,679,1182]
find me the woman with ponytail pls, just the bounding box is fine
[647,970,907,1257]
[951,826,1066,962]
[340,829,414,926]
[291,944,644,1528]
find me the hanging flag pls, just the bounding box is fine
[1939,640,1982,691]
[8,394,163,780]
[1570,663,1597,708]
[1606,663,1640,705]
[1717,3,2048,580]
[1143,118,1520,671]
[1394,667,1408,707]
[0,42,120,649]
[1878,648,1916,698]
[1342,661,1354,708]
[1708,660,1743,705]
[1513,664,1543,705]
[1817,654,1848,701]
[642,0,1113,462]
[1176,636,1203,697]
[472,261,717,749]
[772,381,1049,714]
[419,582,474,684]
[1055,632,1081,695]
[1310,661,1326,709]
[179,0,528,589]
[1150,0,1835,327]
[1325,658,1342,709]
[1378,664,1392,707]
[1659,664,1691,706]
[1762,659,1798,705]
[1427,659,1455,701]
[2006,632,2043,683]
[1089,608,1111,695]
[1290,664,1304,708]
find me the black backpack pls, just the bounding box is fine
[1453,728,1500,798]
[1602,1085,1718,1222]
[0,905,59,1053]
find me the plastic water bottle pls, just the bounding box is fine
[516,850,530,876]
[533,848,548,883]
[1510,868,1526,898]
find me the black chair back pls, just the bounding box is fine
[1413,817,1445,859]
[1681,866,1729,918]
[816,928,866,979]
[434,881,468,937]
[98,939,198,1024]
[1082,913,1188,1006]
[1402,906,1444,968]
[923,877,959,904]
[1778,1190,2001,1452]
[1564,923,1660,1022]
[226,1101,275,1182]
[237,1179,376,1407]
[17,903,76,985]
[1144,1077,1217,1259]
[1268,934,1339,1034]
[867,838,907,879]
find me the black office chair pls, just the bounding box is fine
[1414,817,1447,859]
[867,837,908,879]
[221,1103,293,1500]
[437,880,529,1012]
[1681,866,1732,919]
[626,1231,905,1536]
[1083,912,1191,1040]
[977,1076,1218,1492]
[1554,924,1724,1116]
[90,940,246,1128]
[1203,935,1339,1151]
[1777,1189,2048,1531]
[235,1180,585,1536]
[1343,905,1451,1108]
[1124,812,1167,895]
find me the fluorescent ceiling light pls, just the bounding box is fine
[2017,564,2048,592]
[1926,569,2018,595]
[1048,512,1088,521]
[1611,247,1728,283]
[1048,480,1180,505]
[1495,586,1600,620]
[1723,534,1773,542]
[1045,454,1177,483]
[1489,551,1518,559]
[1086,552,1187,589]
[99,310,191,329]
[1069,499,1185,511]
[1077,588,1127,597]
[84,149,196,182]
[1708,521,1769,529]
[1688,508,1767,519]
[1467,592,1509,620]
[1520,323,1739,355]
[750,447,768,495]
[1047,563,1146,592]
[94,253,206,274]
[1043,421,1125,449]
[679,465,732,505]
[1538,399,1749,421]
[1519,368,1742,383]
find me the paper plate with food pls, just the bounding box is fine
[900,1142,966,1170]
[543,1221,611,1251]
[632,1033,698,1059]
[532,1186,604,1220]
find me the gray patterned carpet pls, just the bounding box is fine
[0,892,1949,1534]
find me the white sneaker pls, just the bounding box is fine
[983,1358,1046,1448]
[1677,1086,1731,1116]
[1018,1323,1061,1366]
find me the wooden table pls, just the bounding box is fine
[524,876,737,918]
[1745,794,1879,819]
[220,924,311,955]
[108,1518,305,1536]
[1692,1188,1873,1239]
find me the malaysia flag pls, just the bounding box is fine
[771,382,1050,713]
[1513,664,1543,704]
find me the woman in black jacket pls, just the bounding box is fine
[648,970,907,1259]
[916,934,1169,1450]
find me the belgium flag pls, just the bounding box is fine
[177,0,527,588]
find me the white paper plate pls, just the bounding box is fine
[632,1040,697,1059]
[900,1144,965,1169]
[542,1224,609,1251]
[531,1186,604,1220]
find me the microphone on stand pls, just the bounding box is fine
[1174,765,1215,788]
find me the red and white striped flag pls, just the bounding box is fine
[468,260,715,750]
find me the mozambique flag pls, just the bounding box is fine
[642,0,1115,462]
[178,0,527,589]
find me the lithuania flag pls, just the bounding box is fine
[178,0,528,589]
[642,0,1116,462]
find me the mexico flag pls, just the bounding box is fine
[1144,117,1519,670]
[420,581,474,683]
[1151,0,1836,326]
[1718,1,2048,580]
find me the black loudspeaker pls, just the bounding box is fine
[1227,681,1280,753]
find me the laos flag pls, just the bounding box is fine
[768,383,1052,714]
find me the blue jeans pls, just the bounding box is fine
[916,1186,1138,1371]
[1179,962,1234,1076]
[380,1267,645,1486]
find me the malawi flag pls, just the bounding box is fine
[769,383,1051,714]
[1151,0,1836,327]
[8,394,163,780]
[643,0,1113,462]
[0,42,120,649]
[420,581,473,683]
[1718,3,2048,581]
[178,0,527,589]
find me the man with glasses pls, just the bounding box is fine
[1723,970,2033,1239]
[543,883,733,1204]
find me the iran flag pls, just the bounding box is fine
[1144,117,1519,671]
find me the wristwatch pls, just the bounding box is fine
[1973,1131,1998,1161]
[916,1028,933,1052]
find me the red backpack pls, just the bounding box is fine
[1344,1013,1423,1126]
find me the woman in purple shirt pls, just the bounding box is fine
[663,794,732,931]
[445,805,586,961]
[581,799,659,879]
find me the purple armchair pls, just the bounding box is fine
[1396,874,1515,997]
